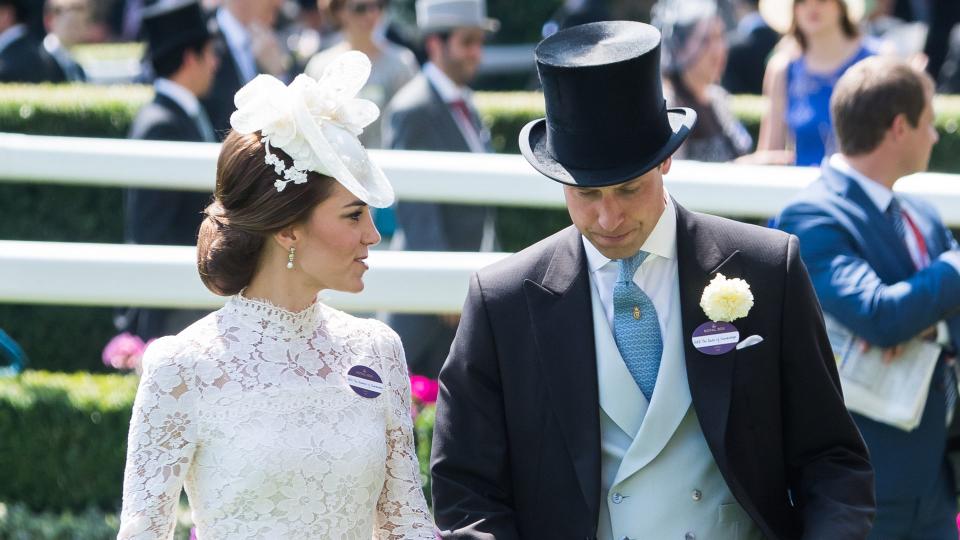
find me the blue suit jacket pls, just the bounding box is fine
[776,159,960,501]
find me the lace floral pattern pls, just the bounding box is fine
[119,294,436,539]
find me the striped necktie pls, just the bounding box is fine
[891,196,957,423]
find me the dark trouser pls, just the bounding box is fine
[868,463,958,540]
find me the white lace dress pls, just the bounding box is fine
[118,294,436,539]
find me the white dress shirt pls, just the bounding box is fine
[583,192,678,333]
[154,78,201,117]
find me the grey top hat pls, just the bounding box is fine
[416,0,499,34]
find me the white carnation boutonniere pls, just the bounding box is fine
[699,273,754,322]
[692,274,756,356]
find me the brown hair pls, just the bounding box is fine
[830,56,933,156]
[789,0,858,51]
[197,130,335,296]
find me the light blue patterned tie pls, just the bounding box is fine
[613,251,663,401]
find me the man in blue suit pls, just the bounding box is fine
[777,56,960,539]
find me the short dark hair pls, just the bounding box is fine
[830,56,933,156]
[150,36,210,79]
[197,130,336,296]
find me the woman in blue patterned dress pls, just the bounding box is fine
[757,0,875,166]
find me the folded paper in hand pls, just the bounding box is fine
[824,315,941,432]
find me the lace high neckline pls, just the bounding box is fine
[225,291,324,339]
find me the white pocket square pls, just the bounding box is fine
[735,335,764,350]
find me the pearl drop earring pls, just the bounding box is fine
[286,247,296,270]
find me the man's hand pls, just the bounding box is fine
[859,325,938,364]
[440,314,461,329]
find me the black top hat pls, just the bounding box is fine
[519,21,697,187]
[141,0,212,60]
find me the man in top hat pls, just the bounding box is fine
[430,21,875,539]
[382,0,500,378]
[123,0,218,340]
[0,0,58,82]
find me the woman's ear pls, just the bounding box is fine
[272,224,299,251]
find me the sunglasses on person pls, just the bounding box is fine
[346,0,384,15]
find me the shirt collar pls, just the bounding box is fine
[582,190,678,273]
[216,7,250,52]
[154,78,201,117]
[423,61,469,103]
[0,24,27,56]
[828,153,894,213]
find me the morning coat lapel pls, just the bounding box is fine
[153,93,204,142]
[424,77,473,153]
[675,202,741,473]
[523,226,600,522]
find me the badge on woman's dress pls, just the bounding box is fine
[346,365,384,398]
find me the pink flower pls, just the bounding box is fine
[102,332,146,371]
[410,375,439,404]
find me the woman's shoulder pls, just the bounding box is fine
[139,314,219,376]
[323,305,399,341]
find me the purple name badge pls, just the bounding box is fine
[691,321,740,356]
[346,365,384,398]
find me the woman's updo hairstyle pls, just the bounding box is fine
[197,130,335,296]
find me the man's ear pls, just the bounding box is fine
[889,113,910,141]
[660,156,673,175]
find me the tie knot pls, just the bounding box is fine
[617,251,648,283]
[888,196,903,215]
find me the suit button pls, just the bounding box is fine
[691,489,702,501]
[611,492,624,504]
[685,533,696,540]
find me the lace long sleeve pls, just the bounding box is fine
[374,326,437,539]
[119,337,199,540]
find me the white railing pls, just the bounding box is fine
[3,133,960,222]
[3,132,960,311]
[0,240,507,313]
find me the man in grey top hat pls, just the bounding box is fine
[430,20,874,540]
[382,0,499,378]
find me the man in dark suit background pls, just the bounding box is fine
[777,56,959,539]
[721,0,779,95]
[0,0,58,82]
[203,0,289,139]
[431,21,874,539]
[382,0,500,378]
[40,0,91,82]
[123,0,218,340]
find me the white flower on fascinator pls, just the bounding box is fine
[229,51,395,206]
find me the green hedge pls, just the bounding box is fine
[0,371,437,529]
[0,372,138,513]
[2,85,960,371]
[0,503,120,540]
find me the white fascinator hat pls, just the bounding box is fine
[229,51,395,208]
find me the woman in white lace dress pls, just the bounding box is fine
[118,52,437,539]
